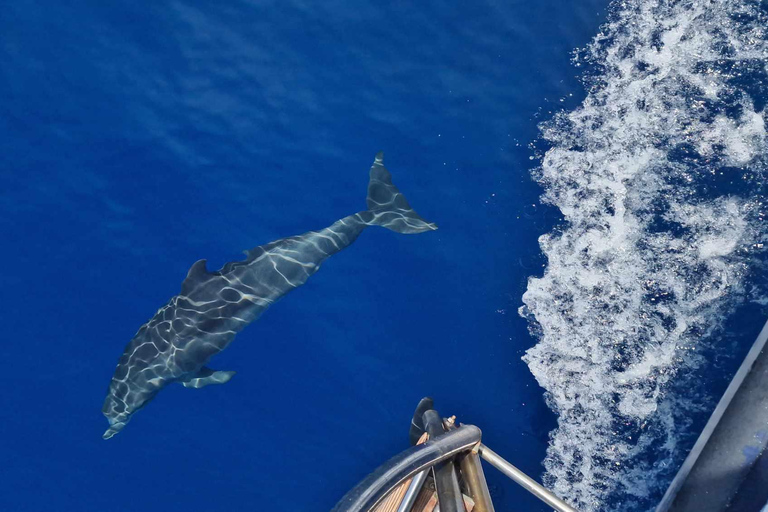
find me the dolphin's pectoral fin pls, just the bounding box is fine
[181,367,236,389]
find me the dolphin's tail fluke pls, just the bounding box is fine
[364,152,438,234]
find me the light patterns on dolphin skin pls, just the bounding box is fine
[102,153,436,439]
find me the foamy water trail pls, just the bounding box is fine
[520,1,768,510]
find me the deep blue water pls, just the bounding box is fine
[0,2,612,511]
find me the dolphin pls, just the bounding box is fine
[102,153,436,439]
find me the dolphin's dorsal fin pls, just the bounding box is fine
[181,367,236,389]
[181,259,210,295]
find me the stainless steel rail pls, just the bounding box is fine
[395,470,429,512]
[459,450,495,512]
[332,400,579,512]
[331,425,482,512]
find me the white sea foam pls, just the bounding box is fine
[521,1,768,510]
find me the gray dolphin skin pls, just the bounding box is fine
[102,153,437,439]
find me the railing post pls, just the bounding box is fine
[459,448,495,512]
[395,470,429,512]
[423,409,465,512]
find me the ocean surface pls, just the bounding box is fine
[2,1,767,512]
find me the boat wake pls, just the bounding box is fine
[520,1,768,510]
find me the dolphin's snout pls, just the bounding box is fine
[102,422,125,440]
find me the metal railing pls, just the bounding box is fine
[332,402,577,512]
